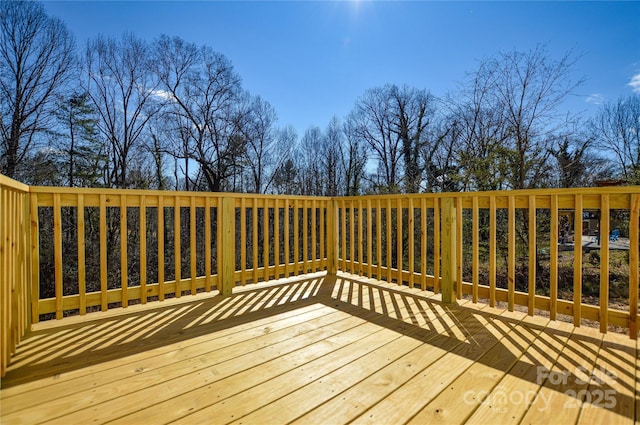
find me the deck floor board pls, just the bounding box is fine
[1,272,637,425]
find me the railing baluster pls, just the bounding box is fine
[120,194,128,307]
[274,198,280,278]
[190,196,197,294]
[600,194,610,332]
[303,200,309,273]
[528,195,536,316]
[550,194,558,320]
[508,195,515,311]
[295,199,300,274]
[573,194,583,326]
[78,194,86,315]
[376,199,382,281]
[456,197,463,299]
[489,195,496,306]
[340,199,346,273]
[357,199,363,276]
[158,195,165,301]
[421,197,427,291]
[472,196,479,303]
[204,197,211,291]
[366,199,372,279]
[386,198,392,284]
[311,199,317,272]
[174,196,181,297]
[30,192,39,323]
[284,200,290,277]
[140,195,147,303]
[433,197,440,294]
[349,201,355,274]
[408,197,414,288]
[240,197,247,285]
[263,200,269,282]
[320,201,325,270]
[629,193,638,338]
[53,193,63,319]
[252,198,258,284]
[396,197,403,285]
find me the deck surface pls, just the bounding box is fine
[1,272,638,425]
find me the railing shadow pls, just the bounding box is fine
[2,272,636,420]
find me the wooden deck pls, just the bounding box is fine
[1,272,638,425]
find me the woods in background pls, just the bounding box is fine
[2,1,639,195]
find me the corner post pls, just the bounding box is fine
[441,197,457,304]
[326,199,338,275]
[220,197,235,297]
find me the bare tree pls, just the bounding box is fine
[590,94,640,183]
[152,35,244,192]
[322,116,343,196]
[0,0,74,179]
[347,84,436,193]
[84,33,160,188]
[242,95,280,193]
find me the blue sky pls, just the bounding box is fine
[44,1,640,136]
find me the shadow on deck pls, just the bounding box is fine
[1,272,638,424]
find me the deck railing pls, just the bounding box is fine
[1,175,639,376]
[335,189,639,338]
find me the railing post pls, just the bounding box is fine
[220,197,235,297]
[441,197,457,304]
[326,199,338,275]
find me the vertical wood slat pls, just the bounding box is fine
[629,194,639,338]
[303,200,309,273]
[157,195,165,300]
[408,198,414,288]
[340,199,346,272]
[357,200,362,276]
[1,188,8,375]
[190,196,197,294]
[376,199,382,280]
[30,193,39,323]
[396,197,403,285]
[600,194,610,332]
[240,198,247,284]
[349,201,355,274]
[550,194,558,320]
[220,197,235,296]
[326,200,337,275]
[252,198,258,284]
[311,199,317,271]
[294,199,301,273]
[77,194,86,315]
[204,197,211,292]
[421,197,427,291]
[433,197,440,294]
[140,195,147,303]
[528,195,536,315]
[284,200,290,277]
[320,201,325,269]
[174,196,181,297]
[366,199,372,278]
[472,196,479,303]
[274,198,280,278]
[508,195,515,311]
[53,193,63,319]
[120,195,128,308]
[456,197,463,299]
[100,193,107,311]
[263,201,269,282]
[489,195,496,307]
[441,197,456,304]
[311,199,317,272]
[573,194,583,326]
[386,198,392,284]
